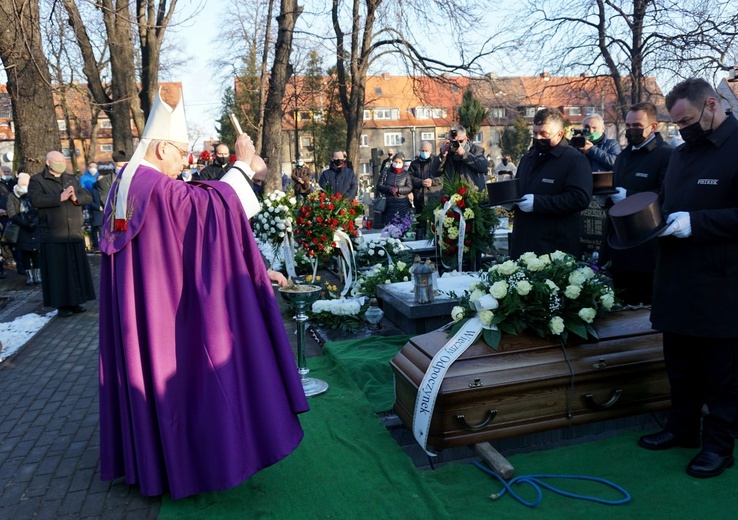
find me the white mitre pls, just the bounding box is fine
[112,87,188,229]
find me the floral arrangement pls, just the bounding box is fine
[351,261,412,298]
[381,211,416,239]
[293,192,363,260]
[421,179,497,270]
[354,237,408,267]
[303,274,340,300]
[251,190,296,247]
[309,298,366,332]
[450,251,616,350]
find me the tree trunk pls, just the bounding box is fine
[261,0,303,192]
[256,0,275,153]
[137,0,178,120]
[0,0,60,172]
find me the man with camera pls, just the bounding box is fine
[572,114,621,172]
[509,108,592,259]
[430,125,488,191]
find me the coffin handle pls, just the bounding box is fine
[456,410,498,431]
[584,388,623,410]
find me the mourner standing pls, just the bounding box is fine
[509,108,592,258]
[640,78,738,479]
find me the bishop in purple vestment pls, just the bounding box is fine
[98,91,308,499]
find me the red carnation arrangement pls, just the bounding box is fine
[293,191,363,261]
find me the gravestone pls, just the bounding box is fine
[580,199,607,257]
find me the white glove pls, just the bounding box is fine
[518,194,534,212]
[593,195,608,207]
[610,187,627,204]
[660,211,691,238]
[501,203,514,211]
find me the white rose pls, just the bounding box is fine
[470,281,485,292]
[564,285,581,299]
[497,260,519,276]
[549,316,565,335]
[520,252,537,264]
[490,280,508,299]
[516,280,532,296]
[478,310,494,326]
[451,306,466,322]
[545,279,558,292]
[469,289,486,304]
[600,291,615,310]
[550,250,567,262]
[568,270,587,287]
[289,197,297,205]
[397,261,407,270]
[368,249,375,256]
[578,307,597,323]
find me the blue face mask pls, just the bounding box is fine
[419,151,430,160]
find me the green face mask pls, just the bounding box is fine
[586,131,602,142]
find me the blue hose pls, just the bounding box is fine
[472,461,631,508]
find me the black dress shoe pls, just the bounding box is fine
[70,305,87,314]
[638,430,701,451]
[57,308,73,318]
[687,451,735,478]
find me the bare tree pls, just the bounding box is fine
[261,0,304,191]
[61,0,141,153]
[329,0,500,168]
[136,0,180,119]
[508,0,738,120]
[0,0,60,172]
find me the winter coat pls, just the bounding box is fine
[409,155,442,211]
[319,164,358,200]
[91,173,115,227]
[377,168,413,220]
[28,168,92,243]
[430,142,489,191]
[584,136,621,172]
[291,165,313,195]
[6,192,40,252]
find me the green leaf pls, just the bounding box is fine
[585,324,599,340]
[448,317,469,336]
[566,320,588,340]
[483,328,502,351]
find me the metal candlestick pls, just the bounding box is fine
[278,285,329,397]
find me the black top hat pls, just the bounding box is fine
[482,178,522,207]
[607,191,666,249]
[593,171,616,195]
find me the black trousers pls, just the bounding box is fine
[663,332,738,455]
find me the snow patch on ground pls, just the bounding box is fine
[0,311,56,362]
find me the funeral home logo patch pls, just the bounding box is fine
[635,172,649,178]
[697,179,719,185]
[542,178,555,184]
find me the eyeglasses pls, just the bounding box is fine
[167,142,188,158]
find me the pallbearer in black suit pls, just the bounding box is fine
[640,78,738,479]
[509,108,592,259]
[599,102,673,305]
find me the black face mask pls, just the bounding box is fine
[333,159,344,167]
[679,121,712,144]
[625,128,647,147]
[215,156,229,166]
[679,101,714,144]
[533,138,553,153]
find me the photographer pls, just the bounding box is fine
[572,114,621,172]
[430,125,488,190]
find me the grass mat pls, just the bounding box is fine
[322,334,411,412]
[160,354,738,519]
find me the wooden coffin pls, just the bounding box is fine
[390,309,670,451]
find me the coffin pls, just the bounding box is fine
[390,308,670,451]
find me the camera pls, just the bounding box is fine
[570,129,586,148]
[448,128,460,153]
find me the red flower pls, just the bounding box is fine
[349,209,356,215]
[328,204,335,210]
[444,237,453,244]
[458,187,467,195]
[457,199,466,208]
[316,216,324,223]
[453,212,460,220]
[339,209,346,215]
[441,196,449,203]
[464,240,471,246]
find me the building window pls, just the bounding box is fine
[525,107,536,117]
[474,132,483,143]
[300,137,312,148]
[415,107,445,119]
[363,110,371,120]
[568,107,582,116]
[384,132,402,146]
[57,120,67,132]
[359,163,371,175]
[420,131,435,140]
[99,119,113,129]
[373,108,399,120]
[360,135,369,147]
[491,107,506,118]
[374,87,383,96]
[585,106,599,116]
[62,147,71,158]
[101,144,114,152]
